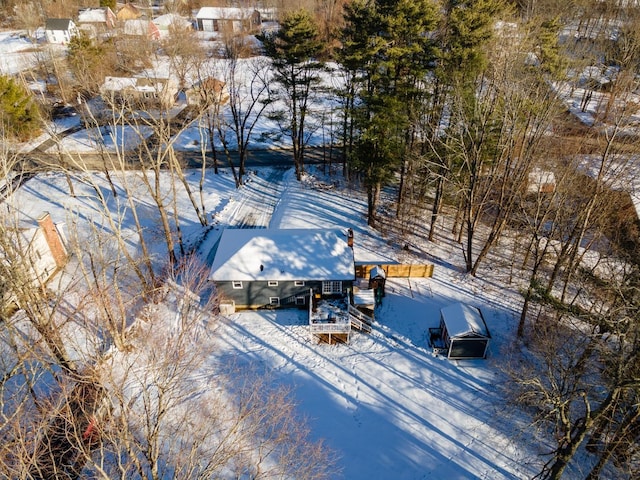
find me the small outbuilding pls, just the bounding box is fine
[368,265,386,305]
[434,303,491,359]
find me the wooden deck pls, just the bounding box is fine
[309,296,374,343]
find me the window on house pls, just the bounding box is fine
[269,297,280,306]
[296,296,305,306]
[232,281,243,289]
[294,280,305,286]
[322,281,342,294]
[268,280,278,287]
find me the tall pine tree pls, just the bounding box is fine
[0,75,40,141]
[340,0,439,227]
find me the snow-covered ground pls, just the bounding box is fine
[210,169,545,479]
[4,164,554,479]
[0,28,608,478]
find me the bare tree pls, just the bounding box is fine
[89,258,336,479]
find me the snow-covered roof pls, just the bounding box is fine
[152,13,191,29]
[196,7,258,20]
[124,19,156,36]
[77,8,112,24]
[101,76,137,92]
[440,303,490,339]
[370,265,386,279]
[209,228,355,282]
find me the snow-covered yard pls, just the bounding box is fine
[3,163,557,478]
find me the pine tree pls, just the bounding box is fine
[340,0,439,226]
[0,75,41,141]
[100,0,116,10]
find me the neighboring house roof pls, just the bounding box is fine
[123,19,160,39]
[527,168,556,194]
[196,7,258,20]
[78,7,115,26]
[116,3,142,21]
[152,13,192,30]
[101,75,176,95]
[440,303,490,339]
[186,77,229,106]
[45,18,74,31]
[210,228,355,282]
[101,76,137,92]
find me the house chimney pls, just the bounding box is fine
[347,228,354,248]
[37,212,68,268]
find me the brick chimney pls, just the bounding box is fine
[347,228,354,248]
[37,212,68,268]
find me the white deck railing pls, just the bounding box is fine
[309,322,351,334]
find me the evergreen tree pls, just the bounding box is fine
[0,75,40,141]
[100,0,116,10]
[67,33,113,95]
[340,0,439,226]
[261,9,323,180]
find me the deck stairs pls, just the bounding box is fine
[348,304,373,333]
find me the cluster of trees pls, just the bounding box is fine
[0,157,335,478]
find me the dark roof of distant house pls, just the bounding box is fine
[45,18,74,31]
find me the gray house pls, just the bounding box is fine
[209,228,355,310]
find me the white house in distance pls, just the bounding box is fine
[195,7,262,34]
[44,18,79,44]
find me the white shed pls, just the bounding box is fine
[439,303,491,359]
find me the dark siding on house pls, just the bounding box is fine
[215,280,353,309]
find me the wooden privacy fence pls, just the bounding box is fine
[355,263,434,279]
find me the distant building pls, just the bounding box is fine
[123,19,160,40]
[77,7,117,37]
[100,75,178,108]
[116,3,142,22]
[44,18,79,44]
[152,13,192,36]
[185,77,229,107]
[195,7,261,34]
[1,212,69,304]
[527,168,556,194]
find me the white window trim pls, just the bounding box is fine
[294,280,305,286]
[268,280,278,287]
[232,281,243,289]
[322,281,342,294]
[269,297,280,306]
